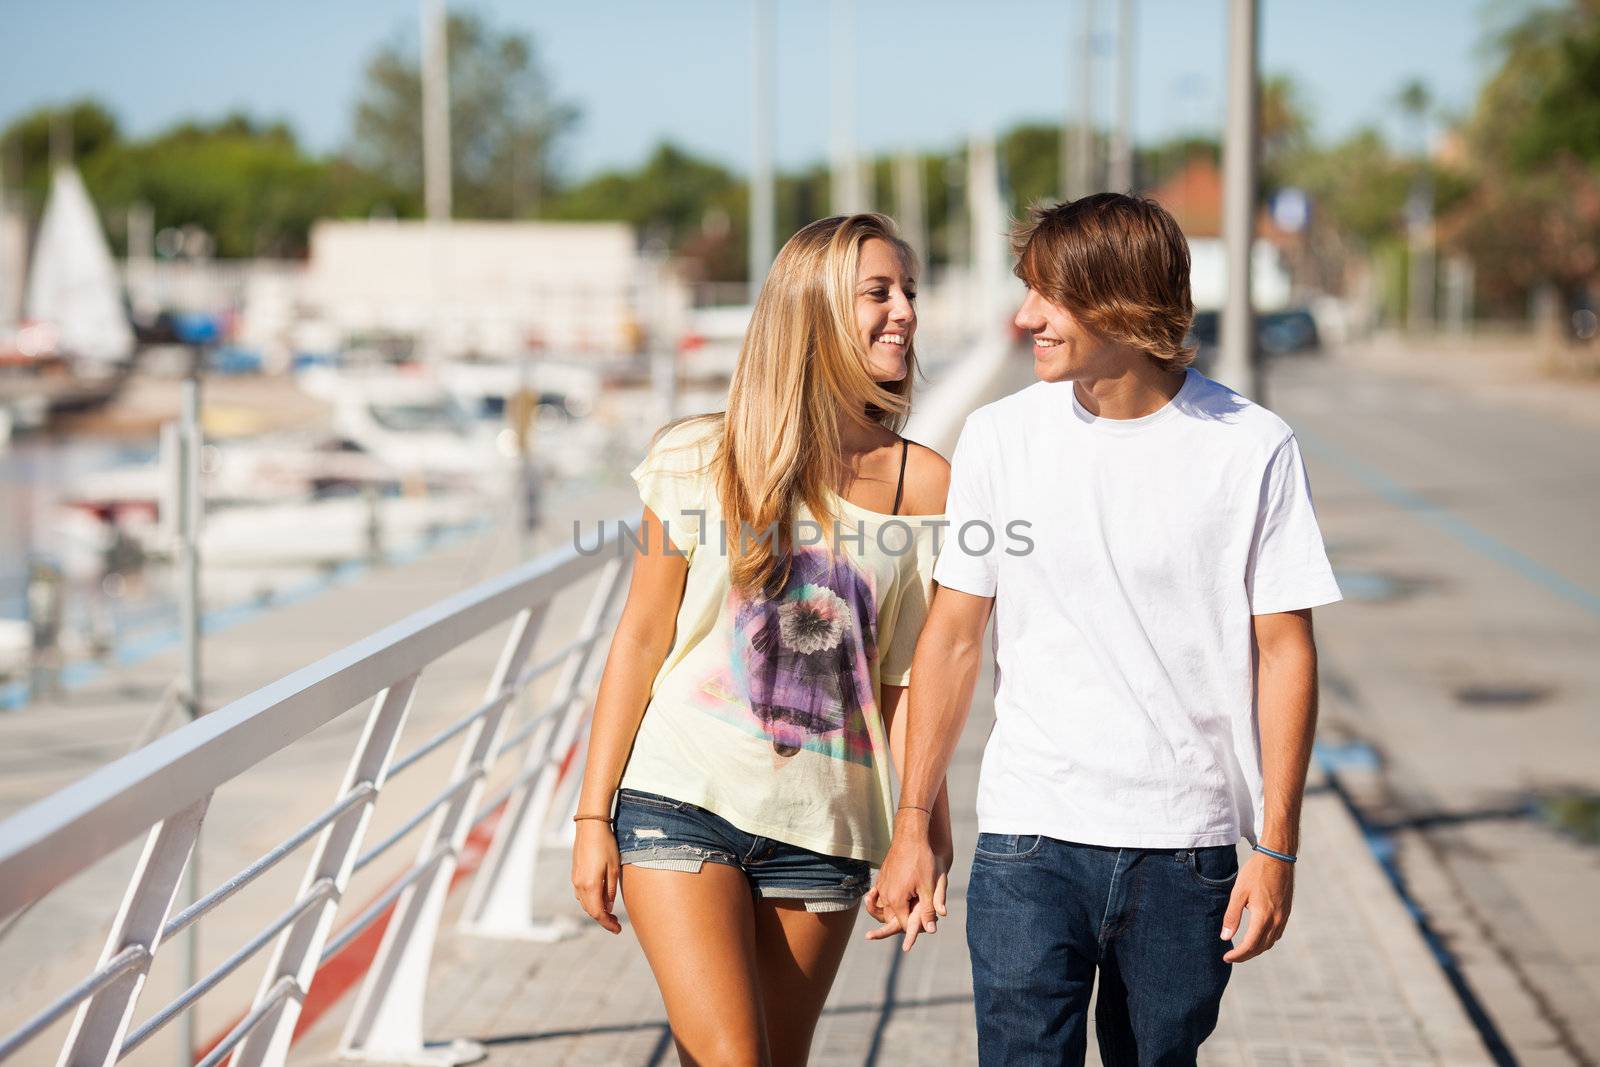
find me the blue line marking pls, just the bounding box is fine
[1297,429,1600,619]
[1312,741,1519,1066]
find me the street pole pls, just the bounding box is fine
[969,134,1007,341]
[1109,0,1135,193]
[421,0,452,223]
[126,203,155,324]
[829,0,866,214]
[749,0,776,304]
[176,373,203,1064]
[1407,180,1436,334]
[0,147,12,332]
[894,151,928,272]
[1218,0,1260,398]
[421,0,452,363]
[49,112,72,174]
[1071,0,1096,200]
[513,352,538,559]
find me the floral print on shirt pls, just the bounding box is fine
[691,546,880,766]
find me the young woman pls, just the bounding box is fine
[571,213,954,1065]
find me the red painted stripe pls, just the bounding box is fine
[193,729,587,1064]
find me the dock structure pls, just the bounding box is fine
[1,345,1565,1067]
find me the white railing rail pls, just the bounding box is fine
[0,524,635,1067]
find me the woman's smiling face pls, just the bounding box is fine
[854,238,917,383]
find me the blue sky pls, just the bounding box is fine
[0,1,1530,179]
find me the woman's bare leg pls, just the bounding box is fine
[622,863,769,1066]
[752,900,860,1067]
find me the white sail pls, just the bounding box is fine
[23,166,134,364]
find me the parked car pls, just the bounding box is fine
[1184,307,1320,374]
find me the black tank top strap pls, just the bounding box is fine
[891,437,910,516]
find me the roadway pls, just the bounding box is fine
[1270,349,1600,1065]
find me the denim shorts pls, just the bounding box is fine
[614,788,871,913]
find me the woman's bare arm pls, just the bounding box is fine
[571,506,689,932]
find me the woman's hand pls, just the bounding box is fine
[931,809,954,919]
[571,821,623,934]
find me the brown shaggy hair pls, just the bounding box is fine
[1011,194,1196,372]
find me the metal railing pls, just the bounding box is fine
[0,523,634,1067]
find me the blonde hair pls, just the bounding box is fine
[672,214,917,594]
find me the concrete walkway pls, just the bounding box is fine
[289,647,1491,1067]
[1,348,1515,1067]
[283,352,1498,1066]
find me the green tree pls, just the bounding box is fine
[1000,124,1061,215]
[1494,0,1600,169]
[1284,128,1411,248]
[2,103,412,258]
[1442,0,1600,315]
[1260,74,1313,196]
[0,100,120,208]
[349,10,578,219]
[551,143,747,281]
[93,121,406,257]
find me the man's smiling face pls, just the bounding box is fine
[1014,287,1103,383]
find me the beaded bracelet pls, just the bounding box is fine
[1252,843,1297,864]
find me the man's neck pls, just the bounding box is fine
[1072,361,1187,420]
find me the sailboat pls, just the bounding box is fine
[0,164,133,425]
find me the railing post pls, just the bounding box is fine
[338,606,547,1066]
[544,712,594,850]
[540,623,617,853]
[229,673,422,1067]
[56,797,209,1067]
[459,556,630,940]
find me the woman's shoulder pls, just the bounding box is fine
[898,439,950,516]
[651,413,723,451]
[643,414,723,471]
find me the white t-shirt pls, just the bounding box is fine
[933,369,1341,848]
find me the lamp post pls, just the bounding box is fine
[1217,0,1260,398]
[749,0,776,304]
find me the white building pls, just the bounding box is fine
[303,219,658,359]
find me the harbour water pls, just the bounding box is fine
[0,368,601,711]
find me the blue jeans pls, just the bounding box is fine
[966,834,1237,1066]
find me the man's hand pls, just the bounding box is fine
[864,815,947,951]
[1221,852,1295,962]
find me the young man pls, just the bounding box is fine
[870,194,1341,1065]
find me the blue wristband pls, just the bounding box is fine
[1252,843,1297,864]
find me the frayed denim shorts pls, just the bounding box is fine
[615,789,871,914]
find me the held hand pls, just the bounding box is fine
[865,818,944,951]
[570,821,623,934]
[931,824,954,922]
[1221,852,1295,963]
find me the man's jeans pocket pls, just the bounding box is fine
[974,833,1045,861]
[1181,845,1240,890]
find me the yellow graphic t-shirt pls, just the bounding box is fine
[618,420,942,864]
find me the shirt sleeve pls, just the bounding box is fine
[630,423,713,558]
[878,519,940,686]
[932,414,1000,598]
[1247,434,1342,615]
